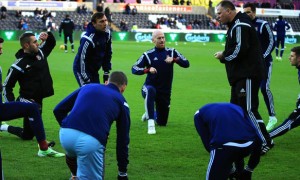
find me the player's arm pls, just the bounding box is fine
[194,110,210,153]
[172,49,190,68]
[116,100,130,179]
[132,53,151,75]
[53,88,80,125]
[102,33,113,83]
[262,23,275,58]
[223,25,251,62]
[39,31,56,58]
[77,37,94,85]
[2,63,23,102]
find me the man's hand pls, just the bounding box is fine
[214,51,224,60]
[149,67,157,74]
[165,55,174,64]
[39,32,48,42]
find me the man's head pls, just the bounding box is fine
[0,37,4,56]
[108,71,128,94]
[216,0,236,25]
[66,14,70,18]
[278,15,283,20]
[91,12,108,32]
[152,30,165,49]
[289,46,300,67]
[19,32,39,53]
[243,3,256,20]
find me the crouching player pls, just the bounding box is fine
[54,71,130,180]
[194,103,262,179]
[0,37,64,157]
[269,47,300,140]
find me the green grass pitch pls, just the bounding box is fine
[0,40,300,179]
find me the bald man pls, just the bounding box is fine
[132,30,190,134]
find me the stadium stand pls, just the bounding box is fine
[111,12,300,32]
[0,10,91,31]
[112,12,226,31]
[0,9,299,32]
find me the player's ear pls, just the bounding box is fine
[120,84,127,94]
[92,21,97,28]
[24,42,30,49]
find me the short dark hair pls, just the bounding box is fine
[217,0,235,11]
[66,14,70,18]
[19,32,35,47]
[91,12,105,23]
[291,46,300,57]
[109,71,128,87]
[0,37,4,43]
[243,2,256,12]
[278,15,283,20]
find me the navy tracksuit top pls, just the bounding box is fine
[132,47,189,94]
[194,103,260,152]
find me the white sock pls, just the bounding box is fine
[148,119,155,127]
[0,124,9,131]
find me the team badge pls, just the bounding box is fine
[36,55,41,60]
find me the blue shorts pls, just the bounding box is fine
[60,128,105,180]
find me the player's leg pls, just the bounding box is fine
[73,65,91,87]
[69,34,75,52]
[141,85,156,120]
[245,78,274,154]
[60,128,105,179]
[233,79,271,146]
[243,139,262,178]
[269,119,293,138]
[280,37,285,58]
[77,138,105,179]
[60,128,78,177]
[275,39,279,58]
[269,112,300,138]
[66,155,77,179]
[155,92,170,126]
[22,98,42,140]
[64,34,68,52]
[206,147,236,180]
[247,78,274,151]
[142,85,156,134]
[261,60,277,130]
[0,101,36,140]
[0,101,63,156]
